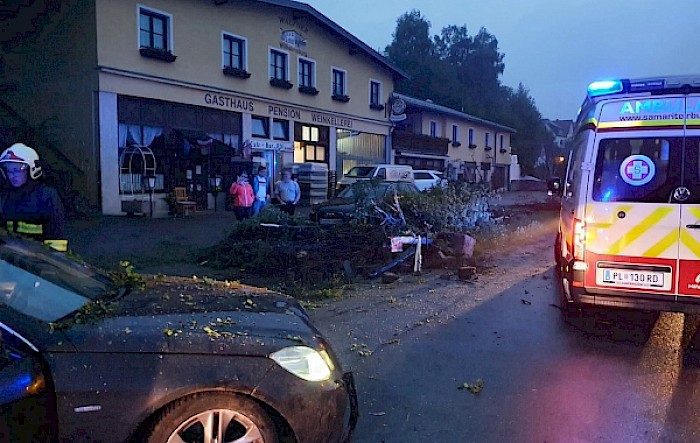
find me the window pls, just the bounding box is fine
[269,49,288,81]
[591,136,700,203]
[452,125,460,145]
[296,125,325,163]
[223,34,245,70]
[332,68,346,97]
[272,119,289,141]
[299,58,314,88]
[252,116,269,138]
[139,8,170,51]
[500,134,504,150]
[485,132,491,148]
[430,121,437,137]
[468,128,475,146]
[370,80,382,108]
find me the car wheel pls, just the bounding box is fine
[145,393,277,443]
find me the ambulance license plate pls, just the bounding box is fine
[600,269,665,289]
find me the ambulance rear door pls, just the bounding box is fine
[678,95,700,298]
[584,96,685,298]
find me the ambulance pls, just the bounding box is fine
[555,75,700,314]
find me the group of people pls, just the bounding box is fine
[0,142,304,252]
[0,143,67,251]
[228,165,301,221]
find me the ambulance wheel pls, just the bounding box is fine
[556,274,581,317]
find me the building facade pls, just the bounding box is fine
[390,93,516,190]
[0,0,405,215]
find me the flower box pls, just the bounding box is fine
[468,144,477,149]
[298,85,319,95]
[370,103,385,111]
[223,67,251,79]
[270,78,293,89]
[332,94,350,103]
[139,47,177,63]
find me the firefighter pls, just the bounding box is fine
[0,143,67,251]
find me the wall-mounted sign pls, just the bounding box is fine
[249,139,294,153]
[390,98,407,122]
[281,30,307,54]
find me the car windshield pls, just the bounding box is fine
[338,182,391,199]
[344,166,375,178]
[0,236,112,322]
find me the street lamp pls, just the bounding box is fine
[209,175,222,212]
[144,175,156,217]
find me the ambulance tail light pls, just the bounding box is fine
[573,218,586,261]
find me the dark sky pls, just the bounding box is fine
[304,0,700,120]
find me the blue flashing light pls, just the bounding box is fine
[588,80,624,97]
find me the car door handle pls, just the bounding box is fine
[687,224,700,229]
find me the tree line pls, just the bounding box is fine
[384,10,552,175]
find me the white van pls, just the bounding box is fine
[336,164,414,192]
[555,75,700,314]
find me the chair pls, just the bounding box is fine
[174,187,197,217]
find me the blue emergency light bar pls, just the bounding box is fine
[587,75,700,98]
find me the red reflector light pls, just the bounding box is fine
[573,218,586,261]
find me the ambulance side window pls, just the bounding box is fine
[566,132,587,199]
[592,137,681,203]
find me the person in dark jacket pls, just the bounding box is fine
[0,143,67,251]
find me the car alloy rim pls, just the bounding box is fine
[166,408,264,443]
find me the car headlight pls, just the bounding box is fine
[270,346,334,381]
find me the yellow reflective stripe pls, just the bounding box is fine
[606,207,674,255]
[586,205,633,246]
[16,221,43,235]
[689,207,700,220]
[680,230,700,259]
[43,240,68,252]
[643,229,679,257]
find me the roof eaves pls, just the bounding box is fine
[238,0,408,80]
[393,93,516,133]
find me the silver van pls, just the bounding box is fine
[336,164,414,192]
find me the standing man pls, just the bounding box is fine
[252,165,270,216]
[0,143,67,251]
[275,169,301,215]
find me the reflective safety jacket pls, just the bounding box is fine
[1,182,67,251]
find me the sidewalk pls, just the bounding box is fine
[65,209,241,275]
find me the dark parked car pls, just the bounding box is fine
[0,234,357,443]
[310,180,420,225]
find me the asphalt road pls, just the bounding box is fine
[310,210,700,443]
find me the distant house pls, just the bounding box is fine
[389,93,516,190]
[545,119,574,149]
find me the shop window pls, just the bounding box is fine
[272,119,289,140]
[222,33,249,78]
[139,7,175,61]
[118,123,164,193]
[252,116,269,138]
[304,144,325,162]
[302,125,319,142]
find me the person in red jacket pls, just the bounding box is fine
[229,171,254,220]
[0,143,67,251]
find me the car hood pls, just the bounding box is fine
[53,277,322,355]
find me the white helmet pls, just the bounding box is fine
[0,143,42,179]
